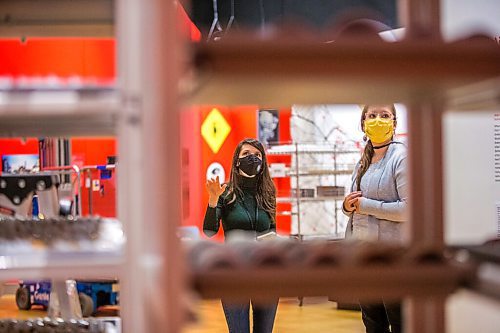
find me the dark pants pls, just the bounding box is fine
[221,299,278,333]
[360,302,402,333]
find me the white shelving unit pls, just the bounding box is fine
[0,85,125,326]
[268,142,357,238]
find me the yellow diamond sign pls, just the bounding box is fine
[201,108,231,154]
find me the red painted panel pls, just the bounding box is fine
[181,107,203,229]
[71,138,116,165]
[71,138,117,217]
[197,105,258,240]
[0,38,115,80]
[269,108,292,234]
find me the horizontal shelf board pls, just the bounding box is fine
[296,233,344,240]
[0,88,120,136]
[0,112,118,137]
[276,211,297,216]
[288,170,353,176]
[267,145,360,155]
[192,263,475,302]
[277,196,343,203]
[187,36,500,105]
[268,151,359,155]
[0,251,123,280]
[0,218,125,279]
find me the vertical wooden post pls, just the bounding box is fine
[399,0,441,40]
[406,99,445,246]
[399,1,446,332]
[117,0,184,331]
[141,0,184,331]
[116,0,146,331]
[406,296,446,333]
[405,99,446,333]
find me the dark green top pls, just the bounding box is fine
[203,176,276,239]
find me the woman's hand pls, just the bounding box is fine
[206,176,227,207]
[343,191,362,213]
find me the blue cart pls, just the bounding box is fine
[16,280,119,317]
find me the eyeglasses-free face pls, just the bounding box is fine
[239,144,263,160]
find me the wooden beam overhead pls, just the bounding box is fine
[0,0,114,37]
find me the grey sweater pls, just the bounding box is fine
[344,142,408,243]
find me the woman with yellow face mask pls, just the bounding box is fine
[342,104,408,333]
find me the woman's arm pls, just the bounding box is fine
[203,177,227,237]
[203,195,224,237]
[358,198,407,222]
[342,164,360,217]
[357,156,408,222]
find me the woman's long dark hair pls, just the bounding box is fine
[355,104,397,191]
[225,138,276,222]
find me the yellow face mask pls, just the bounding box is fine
[364,118,394,144]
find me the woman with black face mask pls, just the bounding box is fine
[203,138,278,333]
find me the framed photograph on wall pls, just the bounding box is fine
[2,154,39,173]
[258,109,279,146]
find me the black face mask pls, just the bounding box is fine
[238,154,262,176]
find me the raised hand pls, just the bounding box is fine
[206,176,227,207]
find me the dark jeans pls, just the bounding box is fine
[221,299,278,333]
[360,302,402,333]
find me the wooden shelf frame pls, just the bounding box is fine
[188,36,500,105]
[192,262,475,303]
